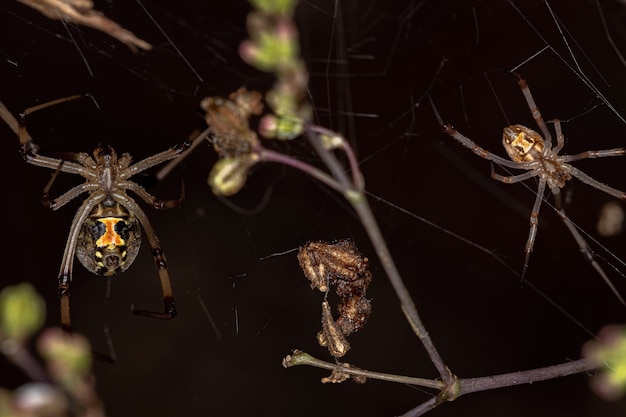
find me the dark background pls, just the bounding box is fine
[2,0,626,415]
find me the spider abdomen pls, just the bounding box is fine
[76,202,141,276]
[502,125,545,162]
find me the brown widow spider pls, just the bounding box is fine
[16,95,190,331]
[431,75,626,304]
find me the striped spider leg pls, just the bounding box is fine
[431,77,626,304]
[16,95,190,331]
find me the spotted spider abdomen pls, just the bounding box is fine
[76,203,141,276]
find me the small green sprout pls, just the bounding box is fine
[0,284,45,344]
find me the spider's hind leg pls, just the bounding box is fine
[557,208,625,305]
[114,193,178,321]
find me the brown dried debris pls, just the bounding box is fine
[321,363,368,384]
[297,239,371,295]
[200,88,264,158]
[298,240,372,358]
[17,0,152,52]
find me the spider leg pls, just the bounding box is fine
[155,127,212,183]
[41,160,64,208]
[0,99,26,139]
[490,163,539,183]
[551,119,564,154]
[112,191,177,320]
[568,167,626,200]
[557,209,625,305]
[18,95,83,146]
[442,124,534,169]
[516,77,553,148]
[122,140,192,178]
[122,179,185,209]
[18,96,96,176]
[522,179,547,279]
[42,164,100,209]
[58,191,107,332]
[563,148,626,163]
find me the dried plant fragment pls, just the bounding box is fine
[201,88,264,195]
[321,363,367,384]
[16,0,152,52]
[317,300,350,358]
[201,88,263,158]
[336,296,372,336]
[297,239,371,294]
[298,240,372,358]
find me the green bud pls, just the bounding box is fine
[0,284,45,343]
[319,133,346,150]
[241,15,299,72]
[249,0,298,16]
[209,155,258,196]
[259,114,303,140]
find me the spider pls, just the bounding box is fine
[16,95,190,332]
[431,75,626,304]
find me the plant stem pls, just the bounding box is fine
[283,350,444,389]
[258,146,343,193]
[285,351,600,417]
[304,125,453,384]
[457,357,598,395]
[5,343,49,383]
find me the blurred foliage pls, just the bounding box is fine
[583,324,626,401]
[0,284,105,417]
[0,283,45,343]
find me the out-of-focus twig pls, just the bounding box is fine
[15,0,152,52]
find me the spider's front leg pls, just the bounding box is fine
[40,154,98,210]
[124,179,186,210]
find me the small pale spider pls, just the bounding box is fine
[431,76,626,303]
[17,95,190,331]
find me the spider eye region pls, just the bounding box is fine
[76,211,141,276]
[502,125,544,162]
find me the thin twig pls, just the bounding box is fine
[283,350,445,389]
